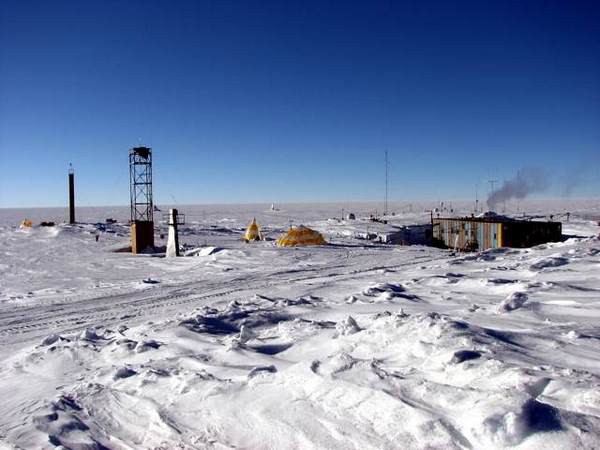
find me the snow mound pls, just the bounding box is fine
[248,365,277,378]
[362,282,405,297]
[79,328,105,342]
[336,315,361,335]
[450,349,482,364]
[135,339,162,353]
[184,246,224,256]
[530,256,569,270]
[114,366,137,380]
[179,294,317,336]
[497,292,529,313]
[142,277,160,284]
[40,334,67,346]
[32,395,103,450]
[474,398,563,447]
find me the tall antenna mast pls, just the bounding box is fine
[384,150,389,216]
[487,179,498,211]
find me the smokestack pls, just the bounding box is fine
[68,164,75,224]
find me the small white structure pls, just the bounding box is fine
[166,208,180,257]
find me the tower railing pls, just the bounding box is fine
[129,147,153,223]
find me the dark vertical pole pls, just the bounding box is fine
[384,150,389,216]
[172,208,180,256]
[68,165,75,224]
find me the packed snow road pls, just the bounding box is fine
[1,202,600,449]
[0,240,441,349]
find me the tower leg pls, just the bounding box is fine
[131,221,155,254]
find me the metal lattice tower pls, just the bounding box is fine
[129,147,153,223]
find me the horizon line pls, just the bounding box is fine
[2,197,599,210]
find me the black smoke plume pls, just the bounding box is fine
[487,168,549,210]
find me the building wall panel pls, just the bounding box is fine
[432,218,561,251]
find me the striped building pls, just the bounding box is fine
[432,216,562,251]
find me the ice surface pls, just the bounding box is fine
[1,200,600,448]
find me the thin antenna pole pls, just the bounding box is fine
[384,150,389,216]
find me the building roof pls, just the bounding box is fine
[433,215,560,225]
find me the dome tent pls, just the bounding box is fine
[244,218,262,242]
[276,225,326,247]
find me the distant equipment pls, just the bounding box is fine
[68,163,75,224]
[129,146,155,254]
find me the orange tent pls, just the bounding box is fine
[244,218,262,242]
[276,226,326,247]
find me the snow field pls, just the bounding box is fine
[1,201,599,448]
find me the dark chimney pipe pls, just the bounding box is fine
[68,164,75,224]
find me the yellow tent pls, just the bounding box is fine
[19,219,33,228]
[244,218,262,242]
[276,225,326,247]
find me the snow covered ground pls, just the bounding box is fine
[1,200,600,449]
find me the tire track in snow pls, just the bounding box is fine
[0,253,442,347]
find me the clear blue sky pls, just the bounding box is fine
[1,0,599,207]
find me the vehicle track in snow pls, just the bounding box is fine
[0,252,443,348]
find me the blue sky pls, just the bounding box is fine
[0,0,599,207]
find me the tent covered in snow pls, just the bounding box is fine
[276,225,326,247]
[244,218,262,242]
[19,219,32,228]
